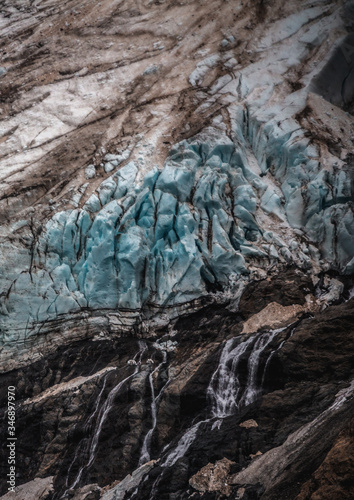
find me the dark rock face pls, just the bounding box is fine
[311,33,354,114]
[238,267,315,319]
[296,420,354,500]
[1,286,353,499]
[129,300,354,500]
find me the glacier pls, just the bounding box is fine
[1,0,353,353]
[1,108,353,347]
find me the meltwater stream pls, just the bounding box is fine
[207,335,254,418]
[238,327,286,407]
[139,351,168,466]
[208,327,286,417]
[162,327,286,469]
[63,341,147,495]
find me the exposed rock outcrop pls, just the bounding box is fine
[296,420,354,500]
[189,458,235,496]
[0,476,54,500]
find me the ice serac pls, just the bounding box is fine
[1,117,354,345]
[1,0,354,358]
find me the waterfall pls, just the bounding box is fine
[64,341,147,494]
[261,325,296,386]
[163,419,208,467]
[126,327,295,500]
[207,336,255,418]
[207,328,288,416]
[139,351,168,466]
[239,327,285,407]
[65,372,109,488]
[157,328,286,472]
[85,373,109,430]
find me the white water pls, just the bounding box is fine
[85,374,109,431]
[65,341,147,493]
[208,328,287,416]
[139,351,168,466]
[65,373,109,488]
[261,325,296,386]
[163,419,209,467]
[158,329,286,472]
[207,336,254,417]
[126,328,296,499]
[239,328,286,407]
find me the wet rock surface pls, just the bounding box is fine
[0,295,353,499]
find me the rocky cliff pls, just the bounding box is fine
[0,0,353,499]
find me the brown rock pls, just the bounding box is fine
[0,476,53,500]
[237,488,246,499]
[241,301,318,334]
[189,457,235,496]
[230,382,354,498]
[295,421,354,500]
[239,419,258,429]
[67,484,102,500]
[238,269,315,319]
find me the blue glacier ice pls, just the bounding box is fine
[1,108,354,345]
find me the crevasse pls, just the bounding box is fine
[1,110,353,344]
